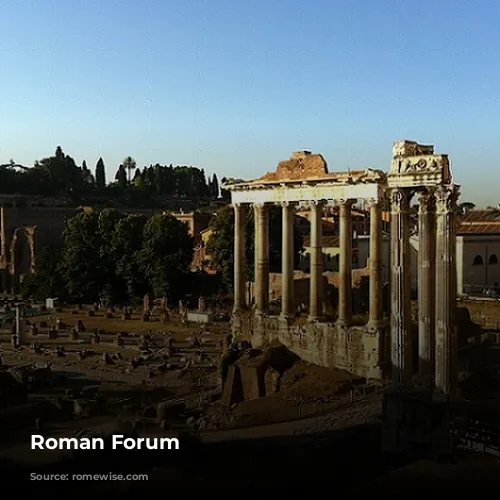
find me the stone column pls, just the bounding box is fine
[417,189,436,389]
[233,203,246,315]
[367,198,383,329]
[281,201,295,319]
[309,200,325,321]
[337,199,355,327]
[434,185,459,401]
[15,305,25,346]
[254,203,269,315]
[389,188,412,390]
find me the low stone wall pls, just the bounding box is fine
[458,297,500,330]
[249,314,387,380]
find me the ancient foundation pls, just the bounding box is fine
[251,315,385,379]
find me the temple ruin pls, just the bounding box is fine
[222,140,459,408]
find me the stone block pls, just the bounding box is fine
[264,366,280,395]
[221,365,244,406]
[187,311,213,323]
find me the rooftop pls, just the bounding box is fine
[458,209,500,234]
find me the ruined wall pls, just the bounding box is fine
[458,297,500,329]
[251,315,387,380]
[0,207,78,292]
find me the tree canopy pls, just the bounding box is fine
[22,210,195,305]
[0,147,222,207]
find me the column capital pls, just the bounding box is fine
[307,199,327,208]
[389,188,411,214]
[365,198,381,209]
[253,202,268,214]
[435,185,460,215]
[280,201,297,208]
[335,198,356,207]
[417,189,435,214]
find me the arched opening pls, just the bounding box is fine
[12,228,32,278]
[473,255,484,265]
[489,254,498,265]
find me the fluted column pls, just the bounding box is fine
[390,188,412,390]
[367,198,383,329]
[233,203,246,315]
[434,185,459,401]
[281,201,295,319]
[309,200,325,321]
[337,199,355,327]
[254,203,269,315]
[417,190,436,389]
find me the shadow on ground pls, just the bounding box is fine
[2,421,500,497]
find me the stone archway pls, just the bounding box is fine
[9,227,35,293]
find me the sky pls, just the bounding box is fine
[0,0,499,206]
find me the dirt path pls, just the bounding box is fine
[201,393,382,443]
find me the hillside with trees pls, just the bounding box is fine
[0,147,229,208]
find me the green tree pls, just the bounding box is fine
[219,177,231,202]
[211,173,219,198]
[115,164,127,190]
[112,214,149,301]
[123,156,137,185]
[33,146,85,195]
[59,210,104,303]
[81,160,94,186]
[138,214,194,300]
[95,157,106,189]
[98,209,127,305]
[459,201,476,214]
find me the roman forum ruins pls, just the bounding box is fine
[223,140,459,402]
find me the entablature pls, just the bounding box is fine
[229,182,384,205]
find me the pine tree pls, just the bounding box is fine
[115,164,127,190]
[211,173,219,198]
[95,157,106,189]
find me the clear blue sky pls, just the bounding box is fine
[0,0,499,205]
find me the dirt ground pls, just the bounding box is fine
[212,360,384,429]
[23,306,229,336]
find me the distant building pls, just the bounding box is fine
[408,208,500,296]
[455,209,500,295]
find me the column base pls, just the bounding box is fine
[366,319,385,331]
[232,306,246,316]
[336,319,351,328]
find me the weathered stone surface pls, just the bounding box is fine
[221,345,297,405]
[198,296,206,312]
[264,366,280,395]
[261,151,328,181]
